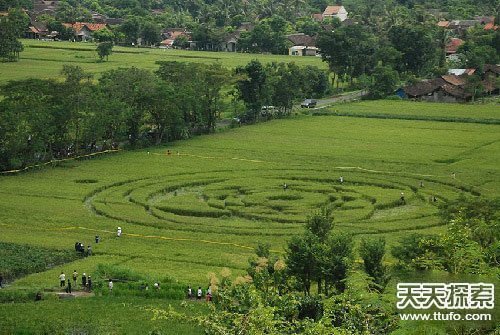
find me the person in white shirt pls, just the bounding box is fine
[108,279,113,291]
[59,272,66,287]
[117,227,122,237]
[197,287,202,300]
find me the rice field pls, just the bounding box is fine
[0,100,499,332]
[0,39,326,84]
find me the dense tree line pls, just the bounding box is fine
[0,8,27,61]
[0,60,329,171]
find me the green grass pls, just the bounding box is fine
[0,39,326,84]
[0,296,208,334]
[318,100,500,121]
[0,100,498,332]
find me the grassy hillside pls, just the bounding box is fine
[0,100,498,332]
[0,39,326,84]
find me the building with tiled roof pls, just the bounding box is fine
[322,5,348,22]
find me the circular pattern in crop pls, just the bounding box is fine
[85,168,476,236]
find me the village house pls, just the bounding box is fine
[448,68,476,76]
[287,33,318,56]
[437,16,497,35]
[445,37,463,61]
[63,22,109,41]
[322,5,348,22]
[159,28,192,48]
[401,65,499,102]
[218,22,254,52]
[402,76,471,103]
[26,21,50,39]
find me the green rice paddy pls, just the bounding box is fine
[0,100,498,333]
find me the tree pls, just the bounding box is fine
[317,25,377,86]
[0,8,27,62]
[238,15,290,54]
[235,60,270,122]
[143,79,183,144]
[286,233,318,295]
[97,42,113,61]
[98,67,156,146]
[388,25,437,75]
[141,21,161,45]
[173,35,189,49]
[60,65,94,154]
[93,28,115,42]
[119,16,141,45]
[368,65,400,99]
[359,238,389,291]
[305,207,333,243]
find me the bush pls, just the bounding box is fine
[298,295,323,321]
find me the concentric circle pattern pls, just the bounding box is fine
[85,169,476,236]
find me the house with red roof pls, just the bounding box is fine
[63,22,109,41]
[322,5,348,22]
[445,38,463,55]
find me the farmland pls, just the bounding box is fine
[0,100,499,332]
[0,39,326,84]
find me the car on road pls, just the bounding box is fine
[300,99,317,108]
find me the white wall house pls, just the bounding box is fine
[322,5,348,22]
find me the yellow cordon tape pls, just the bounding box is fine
[0,150,121,175]
[1,222,282,253]
[51,225,267,252]
[152,152,265,163]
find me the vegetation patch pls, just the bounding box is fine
[0,242,81,282]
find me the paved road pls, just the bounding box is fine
[216,90,366,129]
[313,90,366,108]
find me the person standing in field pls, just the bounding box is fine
[82,273,87,288]
[108,279,113,292]
[59,272,66,287]
[72,270,78,285]
[339,176,344,184]
[117,227,122,237]
[66,279,72,293]
[87,245,92,256]
[87,276,92,292]
[197,287,202,300]
[187,286,192,299]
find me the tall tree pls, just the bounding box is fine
[317,25,377,86]
[388,25,437,75]
[235,60,270,122]
[0,8,27,62]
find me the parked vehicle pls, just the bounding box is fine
[301,99,317,108]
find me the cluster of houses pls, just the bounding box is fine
[442,16,498,62]
[438,16,498,36]
[157,6,349,56]
[21,2,350,55]
[398,64,500,102]
[24,0,120,41]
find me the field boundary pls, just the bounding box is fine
[0,150,121,175]
[311,111,500,125]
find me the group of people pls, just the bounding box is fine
[74,235,102,256]
[74,242,92,257]
[59,271,93,293]
[187,286,212,302]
